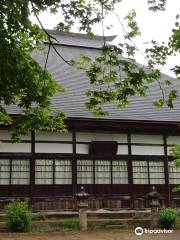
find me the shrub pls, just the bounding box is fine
[5,199,32,232]
[63,219,78,230]
[159,208,177,229]
[32,212,47,221]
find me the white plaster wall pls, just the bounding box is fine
[76,144,89,154]
[0,142,31,152]
[35,143,72,153]
[131,146,164,155]
[131,134,163,144]
[76,132,128,143]
[0,130,30,140]
[35,131,72,141]
[167,136,180,145]
[117,145,128,155]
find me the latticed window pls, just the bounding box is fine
[77,160,128,184]
[95,160,111,184]
[0,159,30,185]
[35,159,53,184]
[133,161,149,184]
[112,160,128,184]
[35,159,72,184]
[0,159,10,184]
[169,162,180,184]
[77,160,93,184]
[55,160,72,184]
[133,160,165,184]
[11,160,30,184]
[149,161,165,184]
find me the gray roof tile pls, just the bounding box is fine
[6,32,180,122]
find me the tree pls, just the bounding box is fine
[0,0,179,141]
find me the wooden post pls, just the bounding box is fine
[30,131,35,209]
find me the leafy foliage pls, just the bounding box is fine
[159,208,177,229]
[5,199,32,232]
[63,219,79,230]
[0,0,67,141]
[170,145,180,192]
[148,0,167,11]
[0,0,179,138]
[170,144,180,165]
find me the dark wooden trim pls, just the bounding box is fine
[34,140,72,144]
[0,153,32,158]
[53,159,55,185]
[76,141,128,145]
[72,130,76,195]
[2,116,180,133]
[93,159,95,186]
[9,159,12,196]
[66,118,180,134]
[127,133,133,208]
[131,143,164,146]
[147,159,150,185]
[163,135,171,206]
[30,131,35,205]
[110,160,113,184]
[9,159,12,185]
[75,154,167,160]
[1,140,31,143]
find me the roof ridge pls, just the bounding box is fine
[46,29,116,42]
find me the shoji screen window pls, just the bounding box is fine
[169,162,180,184]
[133,161,148,184]
[95,160,111,184]
[112,160,128,184]
[55,160,72,184]
[11,160,30,184]
[77,160,93,184]
[0,159,10,185]
[149,161,165,184]
[35,160,53,184]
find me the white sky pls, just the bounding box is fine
[30,0,180,76]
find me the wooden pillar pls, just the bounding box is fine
[163,134,171,207]
[9,159,12,196]
[30,131,35,207]
[127,132,133,209]
[72,129,77,197]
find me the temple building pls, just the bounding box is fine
[0,31,180,210]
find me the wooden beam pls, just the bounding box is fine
[30,131,35,206]
[163,134,171,206]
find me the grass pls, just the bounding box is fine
[30,226,80,233]
[32,212,48,221]
[88,219,128,230]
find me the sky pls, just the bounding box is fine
[30,0,180,76]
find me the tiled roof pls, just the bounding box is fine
[6,31,180,122]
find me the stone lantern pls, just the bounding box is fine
[75,186,89,231]
[147,186,161,228]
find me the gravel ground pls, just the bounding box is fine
[0,229,180,240]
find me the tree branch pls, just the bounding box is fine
[30,0,72,66]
